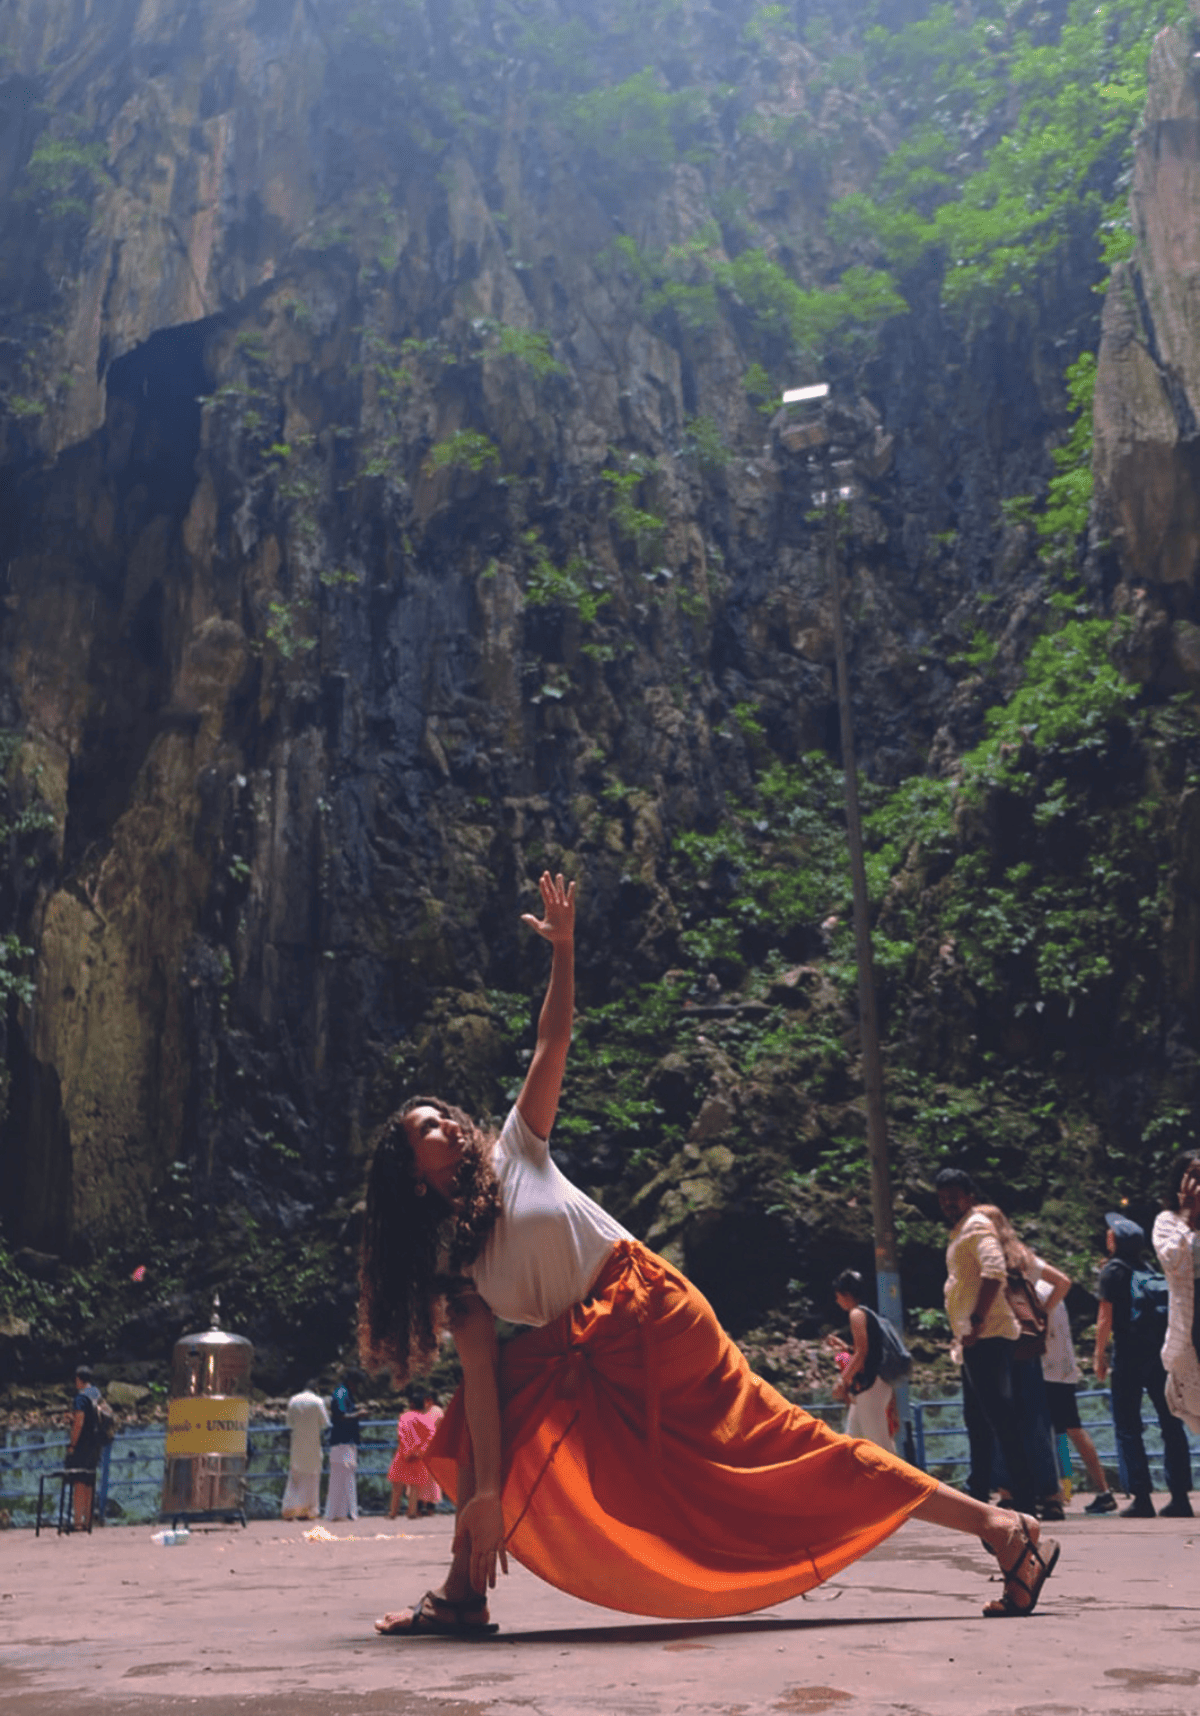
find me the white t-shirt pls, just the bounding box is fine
[467,1105,632,1326]
[1035,1271,1081,1385]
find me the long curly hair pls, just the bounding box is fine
[357,1096,503,1383]
[977,1203,1036,1277]
[1164,1151,1200,1209]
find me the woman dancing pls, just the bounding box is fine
[359,872,1059,1636]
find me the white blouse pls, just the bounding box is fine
[1035,1270,1081,1386]
[467,1105,632,1326]
[1152,1208,1200,1372]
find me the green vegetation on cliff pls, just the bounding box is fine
[833,0,1189,314]
[2,0,1195,1398]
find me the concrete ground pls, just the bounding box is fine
[2,1496,1198,1716]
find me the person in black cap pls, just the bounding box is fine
[1094,1212,1193,1518]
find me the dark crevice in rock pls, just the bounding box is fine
[1130,262,1200,442]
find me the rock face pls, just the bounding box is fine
[1092,3,1200,1028]
[1094,4,1200,667]
[0,0,1125,1325]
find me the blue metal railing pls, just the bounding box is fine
[0,1419,425,1530]
[3,1392,1197,1527]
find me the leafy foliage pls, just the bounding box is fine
[682,414,730,473]
[832,0,1188,316]
[20,127,109,220]
[1032,352,1097,571]
[960,612,1137,796]
[603,454,664,558]
[564,67,709,184]
[488,323,566,379]
[522,532,610,626]
[425,429,501,475]
[674,752,856,962]
[717,251,905,352]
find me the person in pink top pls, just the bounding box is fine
[388,1385,444,1519]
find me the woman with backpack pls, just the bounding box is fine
[361,872,1060,1637]
[1152,1155,1200,1438]
[976,1207,1069,1521]
[830,1270,900,1452]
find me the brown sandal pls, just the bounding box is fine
[374,1590,499,1638]
[983,1517,1060,1617]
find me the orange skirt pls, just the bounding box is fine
[425,1239,936,1618]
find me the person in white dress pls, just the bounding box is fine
[830,1269,896,1453]
[281,1385,330,1519]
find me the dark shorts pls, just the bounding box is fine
[1044,1381,1081,1434]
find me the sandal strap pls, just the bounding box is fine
[419,1589,487,1618]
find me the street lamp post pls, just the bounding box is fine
[782,383,912,1458]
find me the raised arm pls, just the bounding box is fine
[516,872,575,1141]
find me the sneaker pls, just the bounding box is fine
[1119,1496,1156,1518]
[1039,1499,1065,1521]
[1159,1497,1194,1518]
[1083,1491,1117,1515]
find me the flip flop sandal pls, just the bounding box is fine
[983,1518,1060,1617]
[375,1590,499,1639]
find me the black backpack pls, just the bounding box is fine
[1129,1268,1170,1343]
[869,1308,913,1384]
[79,1389,116,1457]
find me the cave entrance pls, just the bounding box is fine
[59,319,214,865]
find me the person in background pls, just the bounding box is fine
[281,1382,330,1520]
[1095,1212,1193,1518]
[1152,1155,1200,1438]
[936,1169,1037,1517]
[1033,1273,1115,1514]
[829,1270,896,1453]
[325,1372,368,1522]
[976,1206,1068,1521]
[65,1364,101,1532]
[388,1384,444,1519]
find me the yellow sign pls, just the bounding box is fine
[166,1395,249,1456]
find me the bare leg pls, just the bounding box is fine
[388,1482,403,1520]
[912,1481,1058,1613]
[1066,1425,1109,1494]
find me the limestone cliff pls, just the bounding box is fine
[0,0,1189,1383]
[1093,0,1200,1034]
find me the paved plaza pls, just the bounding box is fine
[3,1501,1199,1716]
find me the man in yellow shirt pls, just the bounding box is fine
[937,1168,1035,1513]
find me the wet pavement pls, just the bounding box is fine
[2,1495,1199,1715]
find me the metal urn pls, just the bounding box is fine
[162,1295,253,1525]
